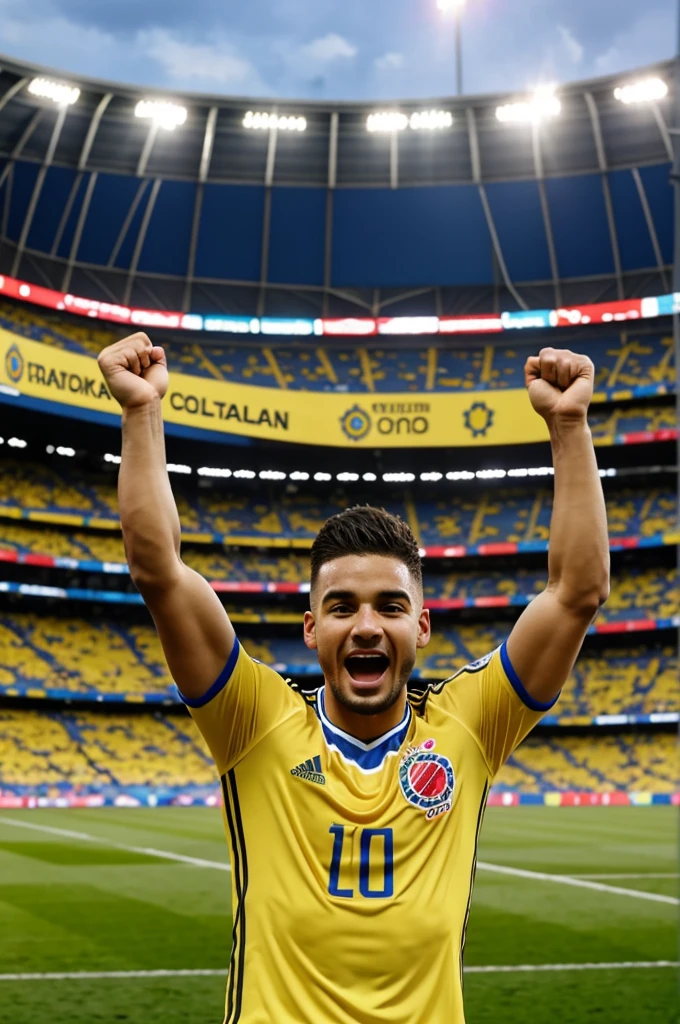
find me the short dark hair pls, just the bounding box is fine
[310,505,422,592]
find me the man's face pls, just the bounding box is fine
[303,554,431,717]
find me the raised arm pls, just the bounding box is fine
[98,333,235,702]
[505,347,610,706]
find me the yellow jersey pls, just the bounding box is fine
[185,639,555,1024]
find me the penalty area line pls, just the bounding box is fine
[0,816,230,873]
[477,861,679,906]
[570,873,679,880]
[0,963,677,982]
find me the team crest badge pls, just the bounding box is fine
[398,739,454,821]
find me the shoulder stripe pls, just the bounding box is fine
[180,637,240,709]
[500,641,560,712]
[223,769,248,1024]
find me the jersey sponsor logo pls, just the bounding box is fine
[290,755,326,786]
[398,739,454,821]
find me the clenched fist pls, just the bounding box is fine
[98,333,168,409]
[525,347,594,425]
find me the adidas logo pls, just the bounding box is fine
[290,756,325,786]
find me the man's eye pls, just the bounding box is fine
[331,604,352,614]
[383,604,404,613]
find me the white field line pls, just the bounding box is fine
[1,816,676,906]
[477,861,679,906]
[571,873,679,880]
[0,962,677,982]
[0,816,230,873]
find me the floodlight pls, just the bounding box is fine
[496,87,561,124]
[166,463,191,474]
[198,467,232,478]
[290,471,310,481]
[614,78,668,105]
[135,100,187,131]
[8,437,27,448]
[337,472,360,482]
[28,78,80,107]
[410,110,453,130]
[104,453,122,465]
[233,469,256,479]
[367,110,452,132]
[367,112,409,133]
[259,470,287,480]
[314,472,332,481]
[243,111,307,132]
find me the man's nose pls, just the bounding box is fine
[351,605,383,640]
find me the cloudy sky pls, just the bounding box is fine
[0,0,675,100]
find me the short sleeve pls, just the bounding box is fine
[180,638,298,776]
[442,642,559,776]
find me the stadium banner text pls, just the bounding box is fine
[0,332,550,448]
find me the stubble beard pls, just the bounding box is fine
[326,656,415,717]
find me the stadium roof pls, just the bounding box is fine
[0,54,675,319]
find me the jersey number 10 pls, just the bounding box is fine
[328,824,394,899]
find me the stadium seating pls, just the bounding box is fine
[0,708,214,791]
[0,462,675,545]
[0,521,676,625]
[0,613,174,697]
[0,300,115,357]
[496,733,678,793]
[0,609,675,717]
[0,299,673,394]
[589,402,676,440]
[425,566,679,622]
[0,460,119,519]
[0,709,674,794]
[415,488,675,545]
[418,634,677,717]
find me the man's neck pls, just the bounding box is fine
[322,686,408,743]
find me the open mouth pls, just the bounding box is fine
[344,653,390,684]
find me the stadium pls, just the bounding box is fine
[0,39,677,1024]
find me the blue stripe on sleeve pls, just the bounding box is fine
[500,641,560,712]
[179,636,240,709]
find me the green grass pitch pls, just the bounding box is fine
[0,806,676,1023]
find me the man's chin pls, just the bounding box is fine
[330,675,402,716]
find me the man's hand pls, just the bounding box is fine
[525,347,594,424]
[98,333,168,410]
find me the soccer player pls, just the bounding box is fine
[98,337,610,1024]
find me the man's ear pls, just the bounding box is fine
[303,610,317,650]
[416,607,431,649]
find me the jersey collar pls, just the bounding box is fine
[316,687,412,773]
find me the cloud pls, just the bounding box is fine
[300,32,357,63]
[0,0,673,104]
[138,28,268,92]
[557,24,583,65]
[375,52,404,73]
[0,1,118,78]
[0,0,270,93]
